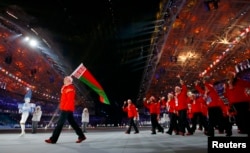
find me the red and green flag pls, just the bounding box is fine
[71,63,110,105]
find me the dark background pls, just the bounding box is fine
[0,0,161,123]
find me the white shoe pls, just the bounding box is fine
[19,132,25,136]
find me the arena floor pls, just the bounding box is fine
[0,126,247,153]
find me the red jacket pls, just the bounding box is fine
[201,102,208,117]
[167,98,177,113]
[160,98,167,109]
[123,103,137,118]
[175,84,188,111]
[191,96,205,113]
[195,83,224,108]
[187,106,193,119]
[59,84,76,112]
[224,79,250,104]
[144,101,161,114]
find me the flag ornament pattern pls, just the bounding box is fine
[71,63,110,105]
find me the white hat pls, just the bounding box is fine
[65,76,73,83]
[24,89,32,100]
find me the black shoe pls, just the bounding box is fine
[151,132,156,135]
[166,131,172,135]
[205,132,214,137]
[226,132,232,137]
[160,129,164,133]
[134,131,139,134]
[125,131,130,134]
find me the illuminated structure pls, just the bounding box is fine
[0,5,93,108]
[138,0,250,102]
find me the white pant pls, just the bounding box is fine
[20,112,29,124]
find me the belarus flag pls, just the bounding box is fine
[71,63,110,105]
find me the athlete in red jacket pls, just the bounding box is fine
[223,71,250,136]
[165,93,179,135]
[45,76,86,144]
[175,78,193,136]
[195,77,224,137]
[187,90,208,134]
[122,99,139,134]
[144,96,164,134]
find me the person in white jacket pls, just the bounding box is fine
[31,105,42,133]
[81,108,89,132]
[18,89,35,136]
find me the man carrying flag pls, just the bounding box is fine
[71,63,110,105]
[45,76,86,144]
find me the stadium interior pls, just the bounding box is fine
[1,0,250,128]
